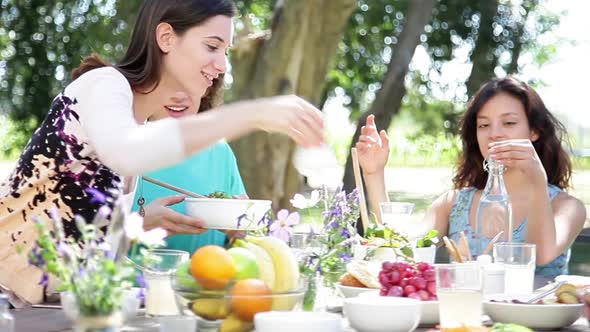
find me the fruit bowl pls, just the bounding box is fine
[172,275,306,331]
[185,198,271,230]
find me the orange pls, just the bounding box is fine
[190,245,237,289]
[230,279,272,321]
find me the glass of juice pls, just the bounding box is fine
[435,263,483,328]
[493,242,536,295]
[143,249,190,317]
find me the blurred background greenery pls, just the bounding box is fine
[1,0,588,272]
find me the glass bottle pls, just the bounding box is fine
[475,158,513,256]
[0,294,14,332]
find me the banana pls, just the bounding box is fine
[234,239,276,289]
[245,235,300,310]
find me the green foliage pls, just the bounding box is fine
[388,132,462,167]
[0,0,140,156]
[416,229,439,248]
[364,223,414,259]
[324,0,409,118]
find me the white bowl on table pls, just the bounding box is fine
[344,296,421,332]
[359,290,439,326]
[484,293,584,330]
[185,198,271,230]
[255,311,343,332]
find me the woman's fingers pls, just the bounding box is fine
[154,194,186,206]
[380,130,390,147]
[490,149,532,161]
[162,209,204,228]
[162,221,207,235]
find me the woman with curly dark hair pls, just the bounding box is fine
[357,77,586,277]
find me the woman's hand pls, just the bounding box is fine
[355,114,390,175]
[488,139,547,187]
[249,95,325,148]
[143,195,208,236]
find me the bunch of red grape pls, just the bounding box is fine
[378,261,437,301]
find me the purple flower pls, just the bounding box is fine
[49,207,61,222]
[38,273,49,286]
[29,246,45,266]
[136,274,147,289]
[326,220,339,230]
[85,187,107,204]
[269,209,300,243]
[341,228,350,238]
[339,253,352,263]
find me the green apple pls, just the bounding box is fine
[175,261,200,290]
[228,247,260,280]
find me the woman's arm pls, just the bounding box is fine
[421,190,457,240]
[527,191,586,265]
[489,139,587,264]
[355,115,390,222]
[79,68,324,176]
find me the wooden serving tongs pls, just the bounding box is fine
[442,233,473,263]
[443,236,464,263]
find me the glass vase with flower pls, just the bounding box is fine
[24,192,167,332]
[286,188,360,311]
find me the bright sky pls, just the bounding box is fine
[535,0,590,131]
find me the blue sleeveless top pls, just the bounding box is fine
[447,184,569,278]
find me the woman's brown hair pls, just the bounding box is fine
[453,77,572,190]
[72,0,236,111]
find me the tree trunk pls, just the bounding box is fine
[229,0,356,210]
[465,0,500,97]
[342,0,437,194]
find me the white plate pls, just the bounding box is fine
[484,293,584,329]
[185,198,271,230]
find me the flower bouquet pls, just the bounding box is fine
[25,193,166,332]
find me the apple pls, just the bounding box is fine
[175,261,200,290]
[228,247,260,280]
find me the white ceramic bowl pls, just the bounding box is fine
[418,300,439,326]
[484,293,584,329]
[358,290,439,326]
[255,311,342,332]
[185,198,271,230]
[344,296,421,332]
[336,283,375,298]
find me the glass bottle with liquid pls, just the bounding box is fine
[475,158,513,255]
[0,294,14,332]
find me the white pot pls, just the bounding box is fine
[413,246,436,264]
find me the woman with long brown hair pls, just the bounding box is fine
[357,77,586,277]
[0,0,324,305]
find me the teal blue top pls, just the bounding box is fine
[132,141,246,254]
[447,184,569,278]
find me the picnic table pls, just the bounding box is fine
[11,306,590,332]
